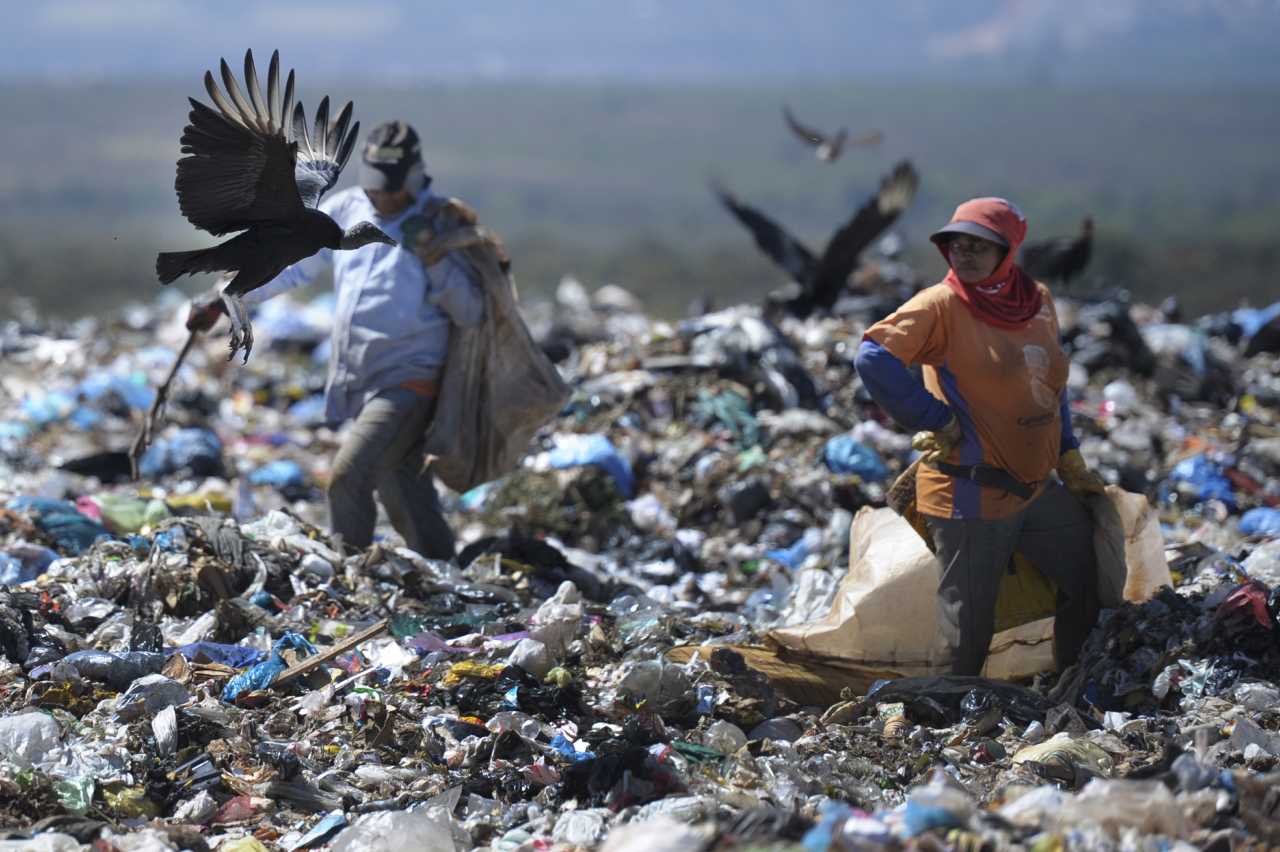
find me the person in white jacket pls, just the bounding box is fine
[188,121,483,559]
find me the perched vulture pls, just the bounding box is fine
[713,160,919,317]
[156,49,393,362]
[783,104,883,163]
[1021,217,1093,289]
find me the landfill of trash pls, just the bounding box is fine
[0,267,1279,851]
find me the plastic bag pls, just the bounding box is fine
[56,649,164,690]
[768,507,1054,680]
[548,434,635,498]
[138,427,224,479]
[415,202,571,492]
[329,807,459,852]
[1088,486,1174,608]
[822,435,889,481]
[222,633,317,702]
[0,712,61,766]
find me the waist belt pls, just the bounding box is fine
[932,461,1036,500]
[398,378,440,399]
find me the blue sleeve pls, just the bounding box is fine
[854,338,953,432]
[1059,389,1079,453]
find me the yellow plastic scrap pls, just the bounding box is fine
[164,492,233,513]
[544,667,573,688]
[441,661,506,687]
[219,839,271,852]
[103,784,161,818]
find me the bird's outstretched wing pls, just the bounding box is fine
[806,160,920,310]
[783,104,827,147]
[291,96,359,209]
[712,179,817,285]
[175,50,304,235]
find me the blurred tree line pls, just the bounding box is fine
[1,80,1275,320]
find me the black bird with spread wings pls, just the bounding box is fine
[783,104,883,163]
[713,160,919,317]
[1020,217,1093,289]
[156,49,394,362]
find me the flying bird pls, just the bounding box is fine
[783,105,883,163]
[156,49,394,362]
[1020,217,1093,289]
[713,160,919,317]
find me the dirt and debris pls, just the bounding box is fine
[0,276,1278,850]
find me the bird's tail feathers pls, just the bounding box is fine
[156,247,223,285]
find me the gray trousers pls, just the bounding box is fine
[327,387,456,561]
[925,480,1099,677]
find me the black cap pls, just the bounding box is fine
[359,121,422,191]
[929,221,1008,248]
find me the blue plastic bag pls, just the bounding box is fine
[549,734,594,763]
[822,435,889,482]
[58,649,165,690]
[764,529,821,570]
[1169,454,1237,509]
[0,543,58,585]
[139,427,224,478]
[222,633,317,701]
[548,434,635,498]
[1241,507,1280,538]
[5,496,112,555]
[249,459,306,489]
[169,642,267,669]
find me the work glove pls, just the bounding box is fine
[1058,448,1106,498]
[911,414,963,465]
[185,295,226,332]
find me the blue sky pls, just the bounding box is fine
[1,0,1276,85]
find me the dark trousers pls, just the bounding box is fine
[925,480,1099,677]
[327,387,456,561]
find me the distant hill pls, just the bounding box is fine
[0,79,1276,320]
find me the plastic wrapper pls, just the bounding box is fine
[222,632,318,701]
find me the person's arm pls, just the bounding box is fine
[855,339,953,431]
[1059,389,1080,453]
[240,249,333,306]
[428,253,485,328]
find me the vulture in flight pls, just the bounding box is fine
[1020,217,1093,289]
[783,104,883,163]
[156,49,394,362]
[713,160,919,317]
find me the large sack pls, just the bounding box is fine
[1089,485,1173,608]
[768,487,1172,682]
[768,507,1055,680]
[407,199,571,493]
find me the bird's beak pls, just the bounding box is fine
[377,229,397,246]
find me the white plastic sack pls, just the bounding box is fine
[1089,486,1173,608]
[415,207,571,493]
[0,712,61,767]
[330,808,458,852]
[769,507,1053,679]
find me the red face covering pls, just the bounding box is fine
[934,197,1042,330]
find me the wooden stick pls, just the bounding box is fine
[129,328,199,480]
[271,618,390,689]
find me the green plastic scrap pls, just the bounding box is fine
[672,740,726,764]
[693,389,760,449]
[54,776,94,815]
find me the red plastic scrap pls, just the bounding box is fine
[1215,580,1273,631]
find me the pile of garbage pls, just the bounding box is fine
[0,276,1277,851]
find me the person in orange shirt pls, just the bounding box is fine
[855,197,1105,676]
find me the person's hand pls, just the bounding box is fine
[1058,448,1106,498]
[185,296,225,332]
[912,414,963,464]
